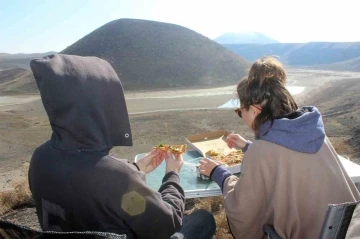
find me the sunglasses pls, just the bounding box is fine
[235,105,262,118]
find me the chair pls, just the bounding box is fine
[263,200,360,239]
[0,219,126,239]
[262,224,283,239]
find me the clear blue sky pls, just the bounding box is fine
[1,0,359,53]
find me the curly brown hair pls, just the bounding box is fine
[237,57,298,137]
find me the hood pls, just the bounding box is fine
[30,54,132,151]
[259,106,325,153]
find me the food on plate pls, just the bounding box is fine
[154,143,187,154]
[206,149,220,156]
[211,150,244,166]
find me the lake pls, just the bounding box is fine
[218,86,305,108]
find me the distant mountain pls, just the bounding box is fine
[61,18,250,90]
[0,68,28,84]
[0,68,37,94]
[0,52,56,70]
[284,42,360,66]
[312,56,360,71]
[222,42,360,70]
[0,52,56,59]
[215,32,279,44]
[223,43,297,62]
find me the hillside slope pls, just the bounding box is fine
[0,52,56,70]
[0,68,37,94]
[313,56,360,71]
[302,78,360,161]
[61,18,250,90]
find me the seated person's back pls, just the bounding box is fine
[199,56,360,239]
[28,54,185,239]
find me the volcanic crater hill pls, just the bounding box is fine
[61,18,250,90]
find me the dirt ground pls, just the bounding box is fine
[1,68,360,238]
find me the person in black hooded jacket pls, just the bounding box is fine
[28,54,216,239]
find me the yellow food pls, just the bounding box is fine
[207,149,220,156]
[170,144,187,154]
[154,143,169,150]
[211,150,244,166]
[154,144,187,154]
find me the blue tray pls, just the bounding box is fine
[135,150,224,198]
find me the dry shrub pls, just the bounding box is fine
[192,196,233,238]
[193,196,224,212]
[0,179,34,215]
[331,137,354,156]
[213,210,233,239]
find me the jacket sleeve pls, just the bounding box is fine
[222,143,269,238]
[243,140,252,152]
[158,171,185,222]
[108,165,185,239]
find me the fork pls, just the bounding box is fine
[223,131,234,155]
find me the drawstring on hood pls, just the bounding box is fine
[259,106,325,153]
[30,54,132,151]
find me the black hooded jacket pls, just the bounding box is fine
[28,54,185,239]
